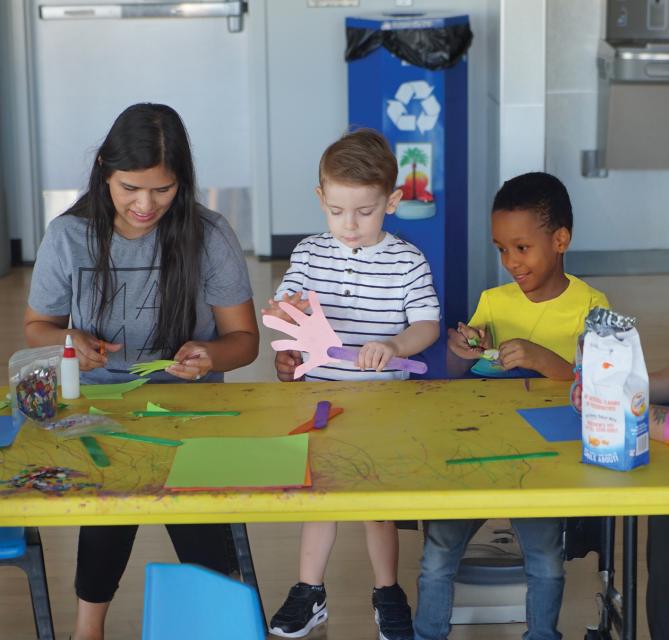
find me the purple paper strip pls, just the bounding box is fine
[327,346,427,374]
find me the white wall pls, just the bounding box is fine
[492,0,546,284]
[0,1,40,262]
[546,0,669,253]
[1,0,253,260]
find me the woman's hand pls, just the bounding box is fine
[68,329,123,371]
[357,340,399,372]
[168,342,212,381]
[23,307,122,371]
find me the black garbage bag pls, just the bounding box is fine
[345,20,473,70]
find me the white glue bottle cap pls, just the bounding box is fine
[61,334,80,400]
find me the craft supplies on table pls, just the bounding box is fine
[164,434,311,491]
[80,378,148,400]
[9,345,62,426]
[128,360,178,377]
[446,451,559,465]
[60,334,80,400]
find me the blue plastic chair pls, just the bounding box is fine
[0,527,54,639]
[142,563,265,640]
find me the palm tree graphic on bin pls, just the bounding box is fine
[397,146,435,220]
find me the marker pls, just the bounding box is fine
[446,451,558,465]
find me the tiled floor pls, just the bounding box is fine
[1,262,666,639]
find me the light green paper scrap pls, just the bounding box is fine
[80,378,149,400]
[88,406,112,415]
[128,360,177,377]
[146,401,168,412]
[165,434,310,490]
[0,400,9,411]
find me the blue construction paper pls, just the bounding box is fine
[0,414,25,448]
[517,405,581,442]
[471,359,541,379]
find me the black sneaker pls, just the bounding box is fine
[269,582,328,638]
[372,583,414,640]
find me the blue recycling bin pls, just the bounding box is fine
[346,13,472,379]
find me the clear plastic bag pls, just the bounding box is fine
[8,346,62,428]
[44,414,125,439]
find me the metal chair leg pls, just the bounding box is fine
[231,523,267,632]
[22,528,55,640]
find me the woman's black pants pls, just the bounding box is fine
[75,524,235,602]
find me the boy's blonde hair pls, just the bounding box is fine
[319,128,398,195]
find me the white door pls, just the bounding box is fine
[27,0,252,250]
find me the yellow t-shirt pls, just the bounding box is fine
[468,274,610,363]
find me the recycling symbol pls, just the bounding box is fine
[386,81,441,134]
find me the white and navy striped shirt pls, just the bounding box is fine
[275,232,440,382]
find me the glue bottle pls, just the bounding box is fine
[61,334,80,399]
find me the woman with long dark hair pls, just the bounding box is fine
[24,103,259,639]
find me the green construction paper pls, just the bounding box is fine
[134,410,240,418]
[146,401,168,412]
[80,436,110,467]
[165,434,310,490]
[128,360,178,376]
[100,431,183,447]
[80,378,148,400]
[88,406,112,415]
[0,400,10,411]
[446,451,559,465]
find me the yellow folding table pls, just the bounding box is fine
[1,378,664,639]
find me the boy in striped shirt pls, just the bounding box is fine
[266,129,440,640]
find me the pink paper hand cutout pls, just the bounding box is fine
[262,290,342,379]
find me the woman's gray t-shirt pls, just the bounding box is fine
[28,205,252,383]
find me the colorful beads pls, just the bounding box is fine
[15,365,58,422]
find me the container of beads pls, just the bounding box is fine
[9,346,63,428]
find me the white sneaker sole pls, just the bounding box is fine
[269,608,328,638]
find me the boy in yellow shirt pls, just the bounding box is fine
[448,173,608,380]
[415,172,609,640]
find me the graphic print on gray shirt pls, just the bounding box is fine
[29,206,252,381]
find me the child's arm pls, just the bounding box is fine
[357,320,439,372]
[446,323,492,378]
[497,339,573,380]
[650,366,669,405]
[261,292,309,382]
[261,292,310,322]
[650,404,669,443]
[275,350,303,382]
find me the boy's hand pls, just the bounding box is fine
[498,339,544,371]
[275,350,304,382]
[357,340,399,372]
[447,323,491,360]
[261,292,310,322]
[499,339,574,380]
